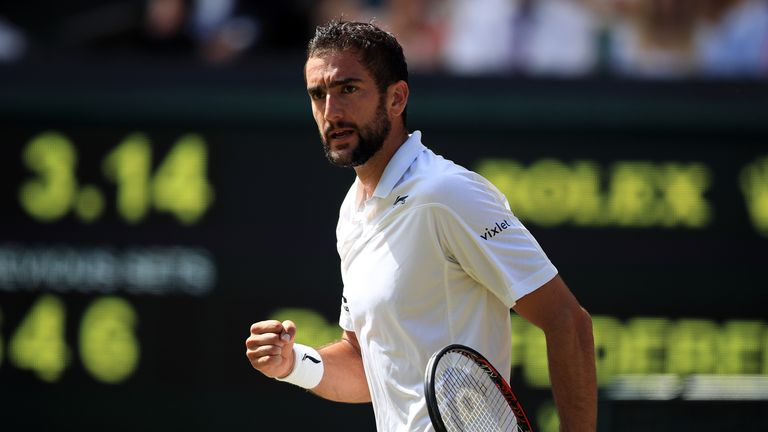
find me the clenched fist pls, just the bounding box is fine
[245,319,297,378]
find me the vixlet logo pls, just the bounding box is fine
[480,219,512,240]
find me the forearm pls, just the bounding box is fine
[311,337,371,403]
[545,307,597,431]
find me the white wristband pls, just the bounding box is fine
[275,343,324,389]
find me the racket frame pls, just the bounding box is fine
[424,344,534,432]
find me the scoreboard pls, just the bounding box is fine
[0,67,766,431]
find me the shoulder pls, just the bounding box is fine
[405,156,509,215]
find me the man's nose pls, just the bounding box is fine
[324,94,343,122]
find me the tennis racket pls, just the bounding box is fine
[424,344,533,432]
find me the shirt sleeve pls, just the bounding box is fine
[430,172,558,307]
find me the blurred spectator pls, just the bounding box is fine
[0,16,26,62]
[312,0,371,25]
[190,0,259,64]
[441,0,598,76]
[310,0,447,72]
[602,0,768,78]
[235,2,313,57]
[696,0,768,77]
[2,0,766,77]
[56,0,199,62]
[0,0,310,65]
[604,0,705,77]
[373,0,448,72]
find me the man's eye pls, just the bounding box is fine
[342,86,357,94]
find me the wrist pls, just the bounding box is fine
[275,343,324,389]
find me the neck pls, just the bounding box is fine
[354,126,409,200]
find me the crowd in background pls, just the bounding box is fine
[1,0,767,78]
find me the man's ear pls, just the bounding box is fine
[387,80,409,118]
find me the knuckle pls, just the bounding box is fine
[250,320,281,335]
[259,345,281,357]
[245,337,260,350]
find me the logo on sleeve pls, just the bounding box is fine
[480,219,512,240]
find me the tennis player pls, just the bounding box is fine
[246,20,597,431]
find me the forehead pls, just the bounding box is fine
[305,50,373,87]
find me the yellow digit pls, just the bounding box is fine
[152,134,214,225]
[80,297,140,384]
[103,133,152,224]
[8,295,70,382]
[18,132,78,222]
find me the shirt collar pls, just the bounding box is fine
[371,130,425,199]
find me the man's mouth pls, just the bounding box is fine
[328,128,355,142]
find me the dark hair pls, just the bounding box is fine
[307,20,409,123]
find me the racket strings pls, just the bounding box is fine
[438,364,515,431]
[434,351,521,432]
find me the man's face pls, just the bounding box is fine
[305,51,391,167]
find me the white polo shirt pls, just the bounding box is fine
[337,131,557,432]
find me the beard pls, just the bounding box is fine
[321,95,391,168]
